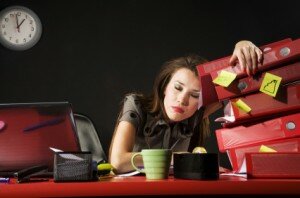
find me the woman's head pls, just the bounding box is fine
[149,54,207,122]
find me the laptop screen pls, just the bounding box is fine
[0,102,80,175]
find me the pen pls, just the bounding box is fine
[23,117,65,132]
[0,177,10,183]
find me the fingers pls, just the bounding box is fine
[242,46,253,76]
[255,48,263,64]
[235,50,246,73]
[231,41,264,76]
[229,54,238,66]
[250,46,257,74]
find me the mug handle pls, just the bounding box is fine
[131,153,145,173]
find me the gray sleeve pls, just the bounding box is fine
[119,94,143,130]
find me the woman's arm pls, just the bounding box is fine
[229,40,263,76]
[109,121,143,174]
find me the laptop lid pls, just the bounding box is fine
[0,102,80,175]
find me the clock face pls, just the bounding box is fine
[0,6,42,51]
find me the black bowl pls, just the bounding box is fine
[173,153,219,180]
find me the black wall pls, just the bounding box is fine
[1,0,299,168]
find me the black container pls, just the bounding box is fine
[173,153,219,180]
[54,152,93,182]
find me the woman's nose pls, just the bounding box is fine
[178,93,189,106]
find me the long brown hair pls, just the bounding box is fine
[110,54,211,157]
[145,54,210,148]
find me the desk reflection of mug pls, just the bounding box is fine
[131,149,172,180]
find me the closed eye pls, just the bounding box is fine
[191,93,199,99]
[174,83,182,91]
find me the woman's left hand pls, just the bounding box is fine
[229,40,263,76]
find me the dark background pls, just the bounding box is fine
[0,0,299,168]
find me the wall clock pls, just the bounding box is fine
[0,6,42,51]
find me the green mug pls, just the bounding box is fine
[131,149,172,180]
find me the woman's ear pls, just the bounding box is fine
[203,102,223,118]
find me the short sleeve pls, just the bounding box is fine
[119,94,144,130]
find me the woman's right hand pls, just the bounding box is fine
[229,40,263,76]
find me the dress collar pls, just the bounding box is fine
[143,112,194,139]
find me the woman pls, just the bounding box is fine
[109,40,263,173]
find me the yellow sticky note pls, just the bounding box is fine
[259,145,277,153]
[259,72,282,97]
[213,70,237,87]
[235,99,251,113]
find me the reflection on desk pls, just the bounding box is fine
[1,175,300,197]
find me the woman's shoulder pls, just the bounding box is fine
[122,93,146,114]
[123,93,145,106]
[119,93,147,128]
[124,93,140,101]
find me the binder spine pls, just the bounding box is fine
[222,83,300,125]
[228,138,300,171]
[214,62,300,100]
[216,112,300,152]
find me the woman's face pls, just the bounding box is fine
[163,68,200,122]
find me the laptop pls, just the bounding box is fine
[0,102,81,176]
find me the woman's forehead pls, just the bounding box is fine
[170,68,201,90]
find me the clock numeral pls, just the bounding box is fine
[0,6,42,50]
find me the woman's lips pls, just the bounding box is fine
[171,106,184,114]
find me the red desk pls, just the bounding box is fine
[1,175,300,197]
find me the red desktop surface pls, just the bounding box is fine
[1,176,300,197]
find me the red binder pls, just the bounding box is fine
[216,112,300,152]
[227,138,300,172]
[197,74,219,106]
[210,38,300,80]
[214,61,300,100]
[196,38,293,105]
[197,38,292,76]
[218,83,300,126]
[246,152,300,178]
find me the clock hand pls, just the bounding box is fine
[16,14,20,32]
[17,19,25,29]
[16,14,19,26]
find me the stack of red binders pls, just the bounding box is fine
[197,38,300,178]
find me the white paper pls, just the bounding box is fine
[221,172,247,178]
[116,165,174,177]
[237,158,247,174]
[215,102,236,123]
[116,170,141,177]
[49,147,83,161]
